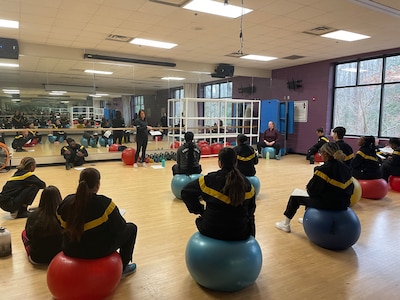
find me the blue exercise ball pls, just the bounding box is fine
[185,232,263,292]
[261,147,275,159]
[171,174,202,200]
[246,176,260,197]
[99,137,106,147]
[303,208,361,250]
[90,139,98,148]
[58,136,64,143]
[48,135,57,143]
[80,138,89,148]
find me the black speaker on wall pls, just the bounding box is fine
[211,64,235,78]
[0,38,19,59]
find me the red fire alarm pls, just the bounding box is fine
[312,96,316,101]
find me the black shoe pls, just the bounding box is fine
[16,208,29,218]
[65,162,72,170]
[309,158,314,164]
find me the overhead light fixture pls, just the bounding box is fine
[0,19,19,29]
[161,77,185,81]
[129,38,177,49]
[84,69,113,75]
[84,53,176,67]
[0,62,19,68]
[44,84,96,94]
[321,30,370,41]
[183,0,253,18]
[11,98,20,102]
[49,91,67,95]
[60,101,70,104]
[240,54,277,62]
[3,89,20,94]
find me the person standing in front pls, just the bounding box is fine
[256,121,281,160]
[133,109,153,168]
[56,168,138,278]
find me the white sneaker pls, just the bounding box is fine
[142,162,147,168]
[275,221,291,233]
[133,163,138,168]
[298,218,303,224]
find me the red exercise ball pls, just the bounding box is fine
[358,178,388,200]
[211,143,224,154]
[121,147,136,165]
[109,144,120,152]
[197,140,209,147]
[200,145,212,155]
[47,252,122,300]
[389,176,400,192]
[170,141,181,149]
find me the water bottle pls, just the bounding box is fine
[266,151,270,160]
[161,159,166,167]
[0,227,12,257]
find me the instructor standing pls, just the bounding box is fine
[133,109,153,168]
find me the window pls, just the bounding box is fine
[333,55,400,137]
[202,81,233,126]
[134,96,144,114]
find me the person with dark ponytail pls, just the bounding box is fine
[0,157,46,219]
[181,147,256,241]
[234,133,258,176]
[351,136,382,179]
[275,142,354,233]
[172,131,202,175]
[56,168,138,278]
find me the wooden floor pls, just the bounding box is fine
[1,148,400,300]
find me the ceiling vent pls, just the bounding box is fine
[303,26,336,36]
[349,0,400,18]
[106,34,132,43]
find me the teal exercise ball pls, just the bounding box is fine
[185,232,262,292]
[246,176,260,197]
[171,174,202,200]
[80,138,89,148]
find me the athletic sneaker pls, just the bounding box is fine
[121,263,137,279]
[133,163,138,168]
[142,162,147,168]
[298,218,303,224]
[276,154,281,160]
[275,221,291,232]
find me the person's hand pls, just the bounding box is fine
[77,151,84,157]
[64,149,71,155]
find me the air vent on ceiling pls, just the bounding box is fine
[106,34,132,42]
[282,55,305,60]
[303,26,336,36]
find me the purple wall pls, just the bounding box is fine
[271,47,400,154]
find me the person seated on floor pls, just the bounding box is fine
[61,138,88,170]
[332,126,354,167]
[52,118,67,142]
[22,185,63,264]
[275,142,354,233]
[234,133,258,176]
[12,130,29,152]
[0,157,46,219]
[256,121,281,160]
[28,122,42,144]
[82,119,99,146]
[351,136,382,180]
[381,137,400,182]
[172,131,202,175]
[306,127,329,164]
[181,147,256,241]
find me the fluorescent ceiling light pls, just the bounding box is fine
[89,93,109,97]
[129,38,177,49]
[321,30,370,41]
[0,19,19,29]
[3,89,20,94]
[84,69,113,75]
[49,91,67,95]
[161,77,185,80]
[11,99,20,102]
[240,54,277,62]
[60,101,70,104]
[0,62,19,68]
[183,0,253,18]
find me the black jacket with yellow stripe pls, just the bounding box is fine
[336,140,354,167]
[351,146,381,179]
[0,169,46,200]
[181,169,256,241]
[57,194,127,259]
[306,159,354,210]
[234,143,258,176]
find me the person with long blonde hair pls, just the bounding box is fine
[0,157,46,218]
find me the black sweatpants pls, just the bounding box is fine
[135,134,148,163]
